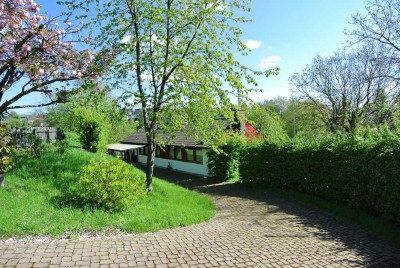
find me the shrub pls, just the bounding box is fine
[75,109,101,153]
[25,133,44,157]
[217,129,400,225]
[78,157,146,211]
[55,139,69,154]
[214,129,400,224]
[0,122,14,173]
[207,135,244,181]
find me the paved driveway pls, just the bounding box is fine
[1,167,400,267]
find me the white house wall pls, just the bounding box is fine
[138,150,209,176]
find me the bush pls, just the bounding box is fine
[78,157,146,211]
[215,129,400,225]
[207,135,244,181]
[25,133,44,157]
[75,109,101,152]
[55,139,69,154]
[0,122,14,169]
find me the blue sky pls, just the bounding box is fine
[238,0,366,101]
[8,0,367,114]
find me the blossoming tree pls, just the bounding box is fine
[0,0,96,115]
[0,0,102,187]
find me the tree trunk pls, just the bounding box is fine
[145,135,156,192]
[0,173,5,188]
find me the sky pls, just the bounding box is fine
[7,0,367,114]
[238,0,367,101]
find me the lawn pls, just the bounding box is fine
[0,148,216,239]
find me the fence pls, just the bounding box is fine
[10,127,65,149]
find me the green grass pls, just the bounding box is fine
[269,188,400,248]
[0,148,215,239]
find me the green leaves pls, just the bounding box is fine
[78,157,146,211]
[218,129,400,225]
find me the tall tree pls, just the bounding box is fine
[246,104,286,141]
[64,0,276,191]
[290,44,398,132]
[6,111,26,128]
[348,0,400,79]
[256,97,328,138]
[0,0,99,115]
[47,80,137,151]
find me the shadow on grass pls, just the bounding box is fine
[136,164,400,267]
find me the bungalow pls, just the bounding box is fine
[107,117,258,176]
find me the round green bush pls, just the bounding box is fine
[78,157,146,211]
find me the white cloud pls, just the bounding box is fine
[257,55,282,68]
[244,40,262,50]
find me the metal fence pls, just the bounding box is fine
[10,127,65,149]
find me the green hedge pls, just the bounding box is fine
[207,136,242,181]
[208,130,400,225]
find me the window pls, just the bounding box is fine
[169,146,175,159]
[186,149,194,162]
[196,149,203,164]
[139,147,147,155]
[156,146,160,157]
[175,147,182,160]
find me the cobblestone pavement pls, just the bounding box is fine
[1,167,400,268]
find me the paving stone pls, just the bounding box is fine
[1,167,400,267]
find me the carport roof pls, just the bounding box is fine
[107,143,145,151]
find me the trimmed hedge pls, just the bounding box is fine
[208,131,400,225]
[207,136,242,181]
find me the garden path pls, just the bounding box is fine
[1,166,400,267]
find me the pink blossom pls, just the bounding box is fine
[22,44,31,52]
[18,9,29,19]
[9,22,19,30]
[28,3,40,12]
[1,0,95,113]
[14,0,24,6]
[4,39,16,46]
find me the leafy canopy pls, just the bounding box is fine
[61,0,278,147]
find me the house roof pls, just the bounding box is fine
[121,114,258,148]
[120,127,209,148]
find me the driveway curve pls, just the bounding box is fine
[1,167,400,268]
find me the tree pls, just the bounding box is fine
[6,111,26,128]
[246,104,286,140]
[290,44,399,132]
[64,0,276,191]
[46,80,138,151]
[256,97,328,138]
[348,0,400,79]
[283,99,328,138]
[0,0,97,115]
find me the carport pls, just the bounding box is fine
[106,143,145,163]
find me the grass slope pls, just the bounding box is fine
[0,149,215,239]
